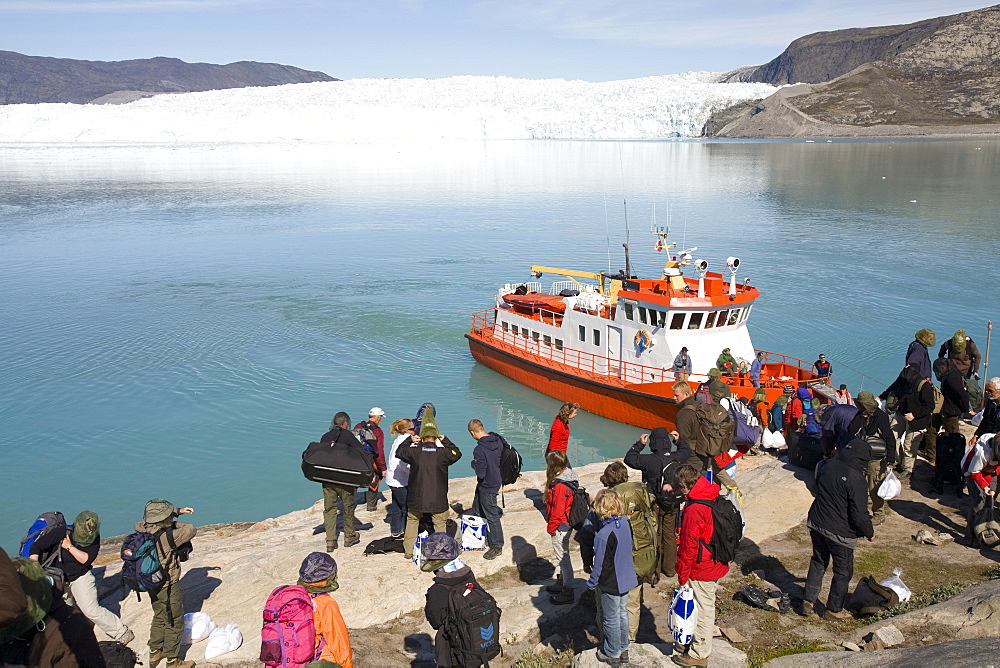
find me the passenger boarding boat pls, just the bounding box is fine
[466,228,824,429]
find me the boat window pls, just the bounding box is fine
[658,311,667,328]
[555,338,563,350]
[688,313,703,329]
[522,327,529,337]
[579,325,586,341]
[669,313,685,330]
[543,334,552,346]
[639,307,648,325]
[741,305,752,322]
[593,329,601,346]
[728,309,741,325]
[502,321,508,331]
[532,331,540,341]
[623,303,634,320]
[716,310,728,327]
[704,312,717,329]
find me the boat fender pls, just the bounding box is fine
[634,330,653,353]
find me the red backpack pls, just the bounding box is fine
[259,585,323,667]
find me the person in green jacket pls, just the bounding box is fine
[716,348,737,377]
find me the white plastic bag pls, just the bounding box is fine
[180,611,215,645]
[972,410,984,427]
[412,530,429,566]
[761,428,775,448]
[669,584,699,645]
[772,430,786,448]
[203,622,242,659]
[877,471,901,500]
[460,514,487,551]
[879,568,912,603]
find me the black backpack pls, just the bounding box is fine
[364,536,405,556]
[689,497,743,564]
[652,457,685,509]
[494,432,522,486]
[561,481,591,530]
[98,641,138,668]
[443,581,502,667]
[849,576,899,616]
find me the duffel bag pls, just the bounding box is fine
[301,441,374,487]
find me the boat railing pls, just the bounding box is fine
[549,281,578,295]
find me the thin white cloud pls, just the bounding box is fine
[0,0,272,10]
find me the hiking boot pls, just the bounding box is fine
[620,649,630,663]
[672,653,707,667]
[822,609,852,621]
[483,546,502,560]
[343,534,361,548]
[404,553,412,560]
[872,515,886,526]
[149,650,165,668]
[366,500,378,512]
[117,628,135,645]
[326,540,338,552]
[797,601,814,617]
[549,589,575,605]
[165,660,196,668]
[595,650,621,665]
[545,575,563,593]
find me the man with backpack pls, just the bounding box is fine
[320,411,369,550]
[847,392,896,525]
[625,427,691,579]
[468,419,505,561]
[799,438,875,621]
[673,381,736,492]
[672,465,731,667]
[134,499,197,668]
[355,407,387,512]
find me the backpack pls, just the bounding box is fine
[98,641,139,668]
[725,399,761,450]
[559,480,591,530]
[302,436,375,488]
[353,422,379,457]
[684,403,734,457]
[494,432,522,486]
[120,530,168,600]
[689,495,743,564]
[0,557,52,646]
[616,482,658,581]
[442,581,502,667]
[694,383,713,404]
[18,511,67,576]
[918,380,945,414]
[653,457,685,509]
[849,576,899,616]
[364,535,405,556]
[796,399,822,435]
[259,585,321,667]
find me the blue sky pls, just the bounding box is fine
[0,0,989,80]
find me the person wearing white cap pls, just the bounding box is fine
[355,407,387,512]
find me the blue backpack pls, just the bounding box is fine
[799,400,822,435]
[19,511,67,561]
[120,530,168,600]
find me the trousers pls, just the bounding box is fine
[803,528,854,613]
[323,484,358,542]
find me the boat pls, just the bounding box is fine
[465,226,825,430]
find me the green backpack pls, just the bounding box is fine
[615,481,659,582]
[0,557,52,645]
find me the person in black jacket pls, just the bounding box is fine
[423,533,487,667]
[624,427,690,579]
[397,407,461,559]
[800,438,876,620]
[973,378,1000,444]
[847,392,896,525]
[319,411,368,551]
[881,364,934,477]
[932,357,971,439]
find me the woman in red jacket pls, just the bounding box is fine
[544,450,579,605]
[547,402,579,454]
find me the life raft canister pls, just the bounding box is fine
[634,329,652,353]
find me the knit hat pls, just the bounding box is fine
[420,532,460,572]
[143,499,174,524]
[952,330,967,353]
[299,551,337,584]
[708,368,722,380]
[915,328,936,346]
[783,384,795,395]
[856,391,879,414]
[71,511,100,548]
[419,406,440,439]
[709,380,731,400]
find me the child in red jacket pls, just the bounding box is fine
[672,466,730,667]
[544,450,579,605]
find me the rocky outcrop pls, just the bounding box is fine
[574,640,746,666]
[766,637,1000,666]
[0,51,336,105]
[705,5,1000,137]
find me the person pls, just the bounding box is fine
[716,348,737,377]
[847,391,896,525]
[297,552,352,668]
[606,463,655,644]
[423,532,490,667]
[136,499,197,668]
[468,419,504,560]
[880,364,934,477]
[813,354,832,382]
[819,402,859,456]
[27,510,133,645]
[587,488,638,666]
[385,418,416,538]
[973,378,1000,444]
[784,388,815,435]
[961,433,1000,545]
[750,351,765,388]
[397,407,462,560]
[835,384,853,405]
[748,387,769,430]
[544,449,578,605]
[413,402,435,433]
[673,380,736,491]
[938,329,982,380]
[672,347,692,380]
[624,427,691,579]
[799,438,875,621]
[547,402,578,454]
[355,407,387,512]
[671,465,729,668]
[905,329,936,380]
[929,357,971,458]
[320,411,368,550]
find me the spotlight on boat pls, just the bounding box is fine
[726,257,740,270]
[726,257,740,297]
[695,259,709,298]
[695,259,708,272]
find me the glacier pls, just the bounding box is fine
[0,72,777,144]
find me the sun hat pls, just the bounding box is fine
[420,532,460,572]
[143,499,174,524]
[369,407,385,417]
[299,552,337,584]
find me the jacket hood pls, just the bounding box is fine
[687,474,720,501]
[900,364,922,386]
[432,563,473,584]
[554,468,580,485]
[649,427,672,454]
[933,357,955,380]
[477,432,504,452]
[838,437,873,472]
[795,388,813,401]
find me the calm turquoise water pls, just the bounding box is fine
[2,139,998,548]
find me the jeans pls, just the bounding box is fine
[68,570,127,640]
[594,584,643,643]
[323,484,358,542]
[551,528,573,590]
[689,580,718,660]
[803,528,854,613]
[388,486,408,536]
[471,488,504,549]
[599,591,629,659]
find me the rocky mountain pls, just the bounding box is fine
[0,51,336,105]
[707,4,1000,137]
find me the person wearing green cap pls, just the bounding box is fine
[27,510,134,645]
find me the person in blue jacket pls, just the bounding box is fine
[587,489,638,665]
